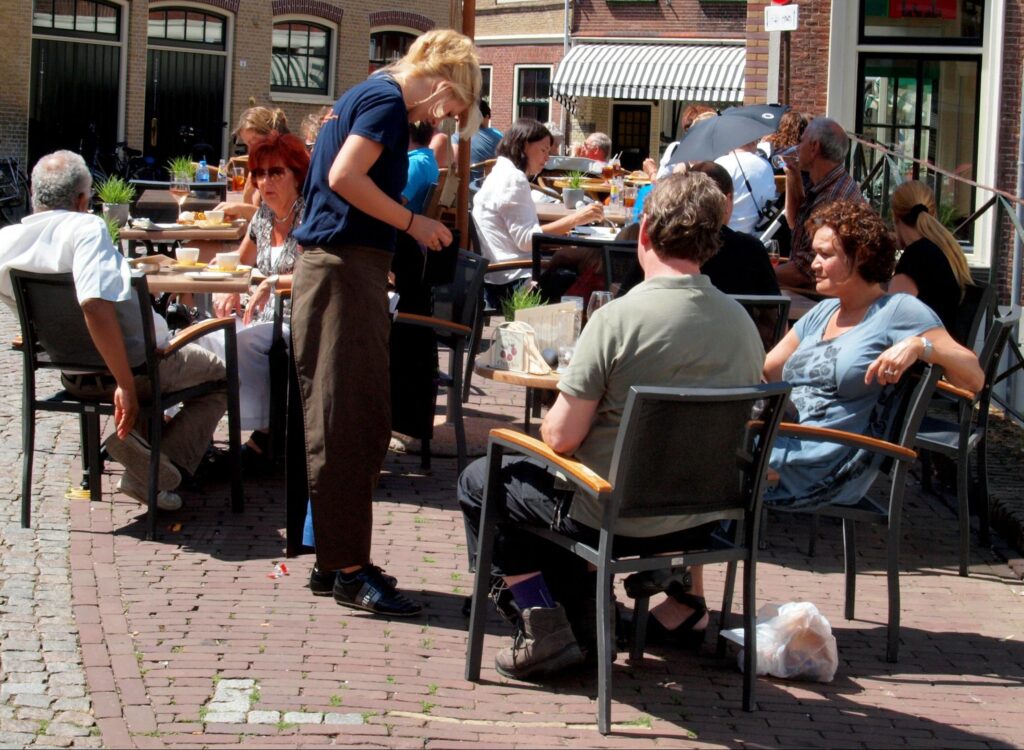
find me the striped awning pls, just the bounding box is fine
[552,44,745,103]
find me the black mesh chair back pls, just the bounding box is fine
[950,281,995,348]
[607,388,776,523]
[394,250,490,471]
[530,233,636,288]
[601,242,640,294]
[730,295,791,353]
[433,250,489,339]
[10,269,242,539]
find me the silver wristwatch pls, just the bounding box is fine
[919,336,934,362]
[267,273,280,290]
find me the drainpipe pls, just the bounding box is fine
[1014,76,1024,313]
[561,0,571,154]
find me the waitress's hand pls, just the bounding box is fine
[865,336,922,386]
[642,158,658,180]
[213,292,240,319]
[407,213,452,252]
[573,202,605,227]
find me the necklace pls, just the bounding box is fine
[273,199,299,225]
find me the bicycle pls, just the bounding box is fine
[0,156,30,227]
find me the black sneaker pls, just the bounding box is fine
[310,564,397,596]
[333,564,422,617]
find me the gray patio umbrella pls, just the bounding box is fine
[666,113,780,165]
[721,103,790,128]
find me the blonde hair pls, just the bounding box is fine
[233,107,290,138]
[384,29,482,139]
[892,180,972,295]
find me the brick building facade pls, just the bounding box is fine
[0,0,452,172]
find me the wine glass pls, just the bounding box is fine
[764,239,781,266]
[587,290,614,323]
[169,171,191,221]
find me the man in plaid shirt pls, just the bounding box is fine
[775,118,864,288]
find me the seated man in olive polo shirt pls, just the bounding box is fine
[458,172,765,680]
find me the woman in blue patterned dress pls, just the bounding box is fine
[763,200,983,511]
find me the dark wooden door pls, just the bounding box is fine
[144,49,226,168]
[612,104,651,172]
[29,38,120,167]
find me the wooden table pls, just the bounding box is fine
[141,268,253,295]
[474,360,561,390]
[134,188,225,224]
[120,219,247,257]
[535,202,630,225]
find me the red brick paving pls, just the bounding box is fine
[64,371,1024,748]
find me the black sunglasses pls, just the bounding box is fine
[250,167,288,180]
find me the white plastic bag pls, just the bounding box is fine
[724,601,838,682]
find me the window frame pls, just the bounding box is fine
[146,5,227,51]
[858,0,985,47]
[480,65,493,106]
[32,0,122,42]
[369,28,418,74]
[270,16,335,99]
[513,64,553,123]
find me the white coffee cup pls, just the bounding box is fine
[204,209,225,224]
[175,247,200,265]
[215,251,240,271]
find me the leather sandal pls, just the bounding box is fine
[643,593,708,650]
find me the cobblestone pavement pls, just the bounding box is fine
[0,309,100,748]
[2,303,1024,748]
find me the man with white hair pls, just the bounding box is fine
[0,150,227,511]
[774,117,864,288]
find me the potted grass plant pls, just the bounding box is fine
[165,156,195,181]
[562,171,586,209]
[500,282,544,322]
[95,175,136,226]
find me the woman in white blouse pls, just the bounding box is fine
[472,119,603,304]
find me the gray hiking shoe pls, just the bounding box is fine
[495,603,584,680]
[104,431,181,492]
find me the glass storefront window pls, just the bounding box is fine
[858,55,980,238]
[272,22,330,95]
[33,0,120,39]
[369,31,415,75]
[148,8,225,50]
[861,0,984,44]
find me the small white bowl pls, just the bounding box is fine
[204,209,225,224]
[215,252,240,271]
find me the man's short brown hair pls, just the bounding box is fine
[643,172,726,265]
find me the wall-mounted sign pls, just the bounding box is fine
[765,4,799,32]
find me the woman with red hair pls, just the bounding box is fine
[212,131,309,463]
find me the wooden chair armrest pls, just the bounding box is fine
[161,317,234,357]
[936,380,975,402]
[489,427,612,495]
[486,259,535,274]
[778,422,917,462]
[393,312,472,337]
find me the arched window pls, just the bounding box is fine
[33,0,120,40]
[148,7,225,50]
[272,20,331,95]
[369,30,416,74]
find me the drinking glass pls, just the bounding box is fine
[561,295,584,341]
[232,166,247,192]
[587,290,614,322]
[623,185,637,209]
[169,171,190,220]
[764,239,781,266]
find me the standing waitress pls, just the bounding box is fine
[292,29,481,617]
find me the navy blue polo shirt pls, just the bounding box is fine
[294,75,409,252]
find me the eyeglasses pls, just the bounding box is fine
[250,167,288,181]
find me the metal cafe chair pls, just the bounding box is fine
[915,310,1020,576]
[10,270,243,540]
[466,383,791,733]
[780,363,943,663]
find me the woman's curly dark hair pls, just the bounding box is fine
[806,200,895,284]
